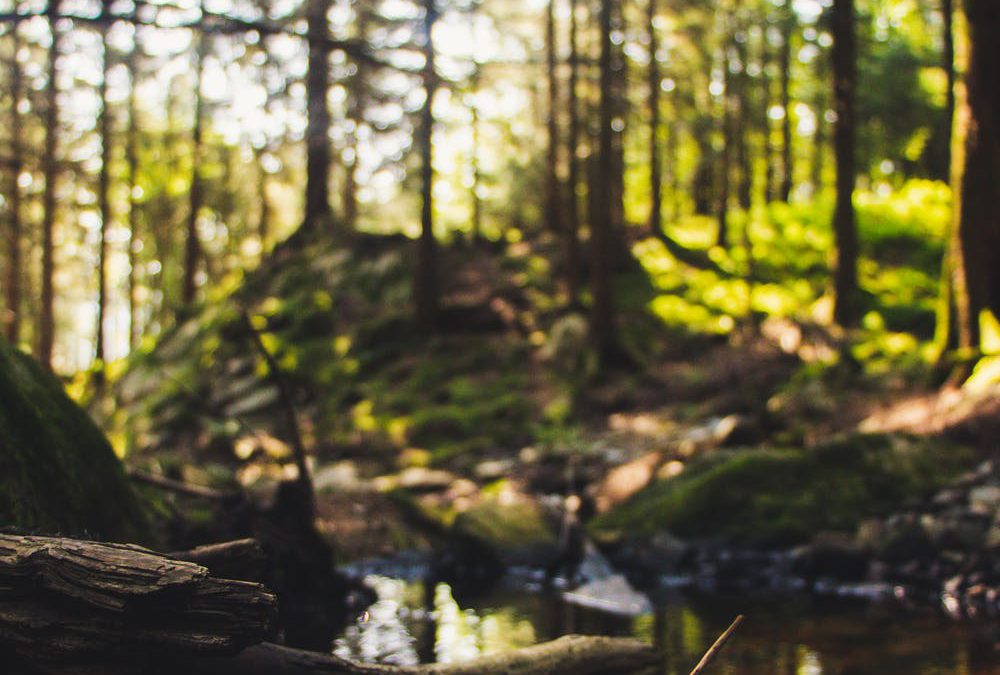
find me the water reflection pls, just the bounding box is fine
[334,576,1000,674]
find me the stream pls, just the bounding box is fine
[334,557,1000,674]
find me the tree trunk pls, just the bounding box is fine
[38,0,63,368]
[779,7,795,202]
[343,6,369,231]
[831,0,859,327]
[648,0,664,239]
[546,0,564,238]
[589,0,623,363]
[734,10,752,213]
[414,0,440,331]
[946,0,1000,354]
[95,17,113,369]
[934,0,959,356]
[4,21,24,344]
[716,34,734,249]
[183,11,209,307]
[564,0,582,304]
[304,0,333,230]
[469,68,483,242]
[125,26,142,350]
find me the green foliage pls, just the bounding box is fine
[0,338,147,541]
[590,434,975,546]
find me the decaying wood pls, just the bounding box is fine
[169,538,267,583]
[186,635,661,675]
[0,534,277,663]
[0,534,661,675]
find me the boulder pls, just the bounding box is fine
[0,338,146,541]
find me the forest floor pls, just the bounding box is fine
[96,207,1000,615]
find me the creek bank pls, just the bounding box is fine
[598,458,1000,619]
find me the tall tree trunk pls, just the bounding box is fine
[5,21,25,344]
[946,0,1000,354]
[469,68,483,242]
[38,0,63,369]
[831,0,859,327]
[943,0,956,174]
[95,17,113,368]
[716,36,734,249]
[734,11,752,213]
[546,0,564,237]
[589,0,622,363]
[647,0,664,239]
[125,25,141,350]
[414,0,439,331]
[779,7,795,202]
[934,0,959,355]
[304,0,333,230]
[343,6,369,231]
[183,15,209,308]
[760,24,776,204]
[564,0,582,304]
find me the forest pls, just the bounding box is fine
[1,0,999,672]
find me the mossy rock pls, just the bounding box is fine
[452,494,561,567]
[0,338,146,541]
[589,433,977,547]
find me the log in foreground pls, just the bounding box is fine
[0,533,661,674]
[187,635,661,675]
[0,533,277,664]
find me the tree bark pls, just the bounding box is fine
[304,0,333,230]
[716,31,734,249]
[414,0,440,331]
[589,0,623,364]
[831,0,859,327]
[0,533,278,666]
[545,0,564,238]
[4,20,25,344]
[946,0,1000,354]
[779,7,795,202]
[125,24,142,350]
[38,0,63,368]
[95,14,113,368]
[564,0,582,304]
[648,0,663,239]
[183,7,209,307]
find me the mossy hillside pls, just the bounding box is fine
[0,337,146,541]
[589,434,975,547]
[117,235,546,468]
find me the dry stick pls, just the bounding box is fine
[688,615,744,675]
[128,468,242,501]
[241,311,315,516]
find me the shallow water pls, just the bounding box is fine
[333,572,1000,674]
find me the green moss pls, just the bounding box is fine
[0,338,147,541]
[589,434,975,547]
[452,496,558,558]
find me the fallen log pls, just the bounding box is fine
[185,635,661,675]
[0,533,277,665]
[0,534,661,675]
[170,538,267,582]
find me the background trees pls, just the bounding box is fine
[0,0,988,376]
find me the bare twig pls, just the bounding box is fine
[689,615,744,675]
[127,468,242,500]
[240,311,315,516]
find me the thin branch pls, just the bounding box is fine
[689,615,744,675]
[128,468,242,501]
[240,311,315,516]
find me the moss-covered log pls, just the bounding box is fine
[0,338,145,540]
